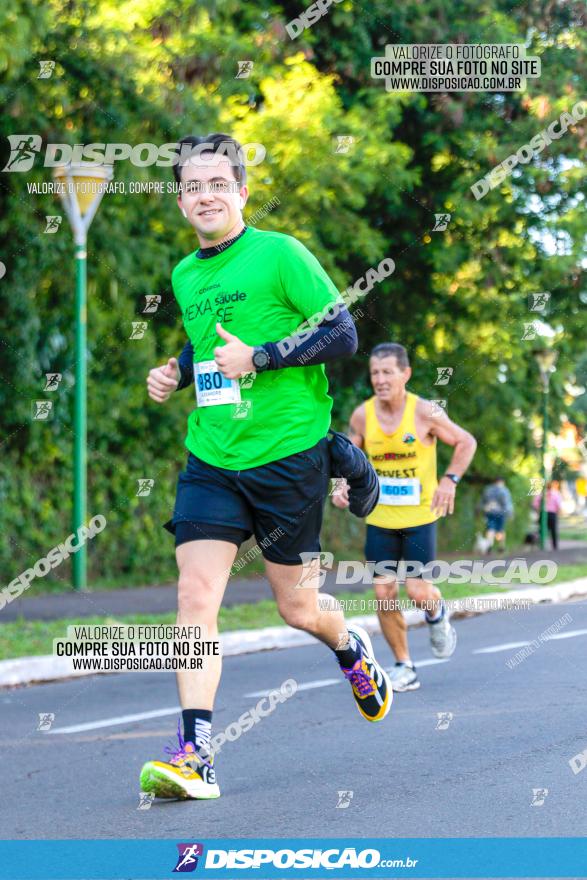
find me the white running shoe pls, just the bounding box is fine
[427,603,457,659]
[389,662,421,692]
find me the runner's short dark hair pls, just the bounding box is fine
[172,133,247,185]
[370,343,409,369]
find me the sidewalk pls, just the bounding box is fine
[2,541,586,623]
[3,576,587,688]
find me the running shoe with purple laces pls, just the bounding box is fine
[339,624,393,722]
[140,720,220,799]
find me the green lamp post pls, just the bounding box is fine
[53,163,113,590]
[534,348,558,551]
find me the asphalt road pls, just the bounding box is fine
[1,599,587,840]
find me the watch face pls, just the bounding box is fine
[253,348,269,369]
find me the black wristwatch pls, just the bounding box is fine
[252,345,271,372]
[444,473,460,485]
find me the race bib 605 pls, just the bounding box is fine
[379,477,421,506]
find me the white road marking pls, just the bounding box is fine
[547,627,587,641]
[474,628,587,654]
[406,658,450,669]
[47,626,586,734]
[47,660,450,732]
[48,706,180,735]
[474,641,533,654]
[244,658,449,698]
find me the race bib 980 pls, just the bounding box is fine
[194,360,241,407]
[379,477,421,506]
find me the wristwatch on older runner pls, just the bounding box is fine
[444,473,460,485]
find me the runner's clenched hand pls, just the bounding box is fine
[331,478,350,509]
[214,323,254,378]
[147,357,180,403]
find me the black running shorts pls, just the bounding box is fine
[365,521,437,579]
[164,438,331,565]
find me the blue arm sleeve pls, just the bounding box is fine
[262,305,358,369]
[176,339,194,390]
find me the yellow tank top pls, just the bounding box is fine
[364,392,438,529]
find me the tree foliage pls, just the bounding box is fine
[1,0,585,584]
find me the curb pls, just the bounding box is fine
[1,577,586,688]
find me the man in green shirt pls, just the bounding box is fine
[140,133,392,801]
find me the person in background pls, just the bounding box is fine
[533,480,563,551]
[481,477,514,553]
[575,476,587,515]
[332,342,477,692]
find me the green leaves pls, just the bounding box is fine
[0,0,585,585]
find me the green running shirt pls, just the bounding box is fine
[171,226,342,470]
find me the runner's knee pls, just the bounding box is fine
[177,570,223,620]
[374,578,399,601]
[278,597,319,632]
[406,579,439,605]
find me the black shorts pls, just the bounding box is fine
[365,521,436,579]
[164,438,331,565]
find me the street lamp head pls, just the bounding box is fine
[52,162,113,245]
[533,348,558,380]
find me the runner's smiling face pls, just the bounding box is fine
[177,152,248,245]
[369,355,411,402]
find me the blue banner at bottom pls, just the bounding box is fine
[1,838,586,879]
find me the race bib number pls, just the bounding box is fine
[194,361,241,407]
[379,477,421,506]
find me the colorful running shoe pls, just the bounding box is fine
[340,625,392,722]
[139,721,220,800]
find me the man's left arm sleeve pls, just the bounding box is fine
[176,339,194,390]
[262,305,358,369]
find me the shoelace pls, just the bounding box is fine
[342,660,374,696]
[163,719,212,767]
[163,720,194,764]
